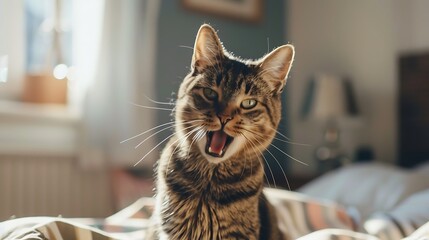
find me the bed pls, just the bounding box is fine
[1,162,429,240]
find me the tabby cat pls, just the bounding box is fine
[152,24,294,240]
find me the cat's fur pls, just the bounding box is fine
[151,24,294,240]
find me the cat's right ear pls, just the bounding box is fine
[259,44,295,94]
[191,24,224,72]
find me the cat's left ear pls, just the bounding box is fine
[259,44,295,93]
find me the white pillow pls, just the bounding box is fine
[298,163,429,224]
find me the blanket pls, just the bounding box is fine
[1,189,429,240]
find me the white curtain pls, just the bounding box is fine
[0,0,25,98]
[73,0,160,169]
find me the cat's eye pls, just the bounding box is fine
[241,99,257,109]
[203,88,218,100]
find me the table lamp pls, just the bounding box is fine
[302,73,358,171]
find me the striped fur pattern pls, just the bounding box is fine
[153,24,295,240]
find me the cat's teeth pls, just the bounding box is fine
[209,147,214,153]
[208,147,223,156]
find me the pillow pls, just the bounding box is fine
[298,163,429,223]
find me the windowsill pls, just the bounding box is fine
[0,100,81,122]
[0,100,82,157]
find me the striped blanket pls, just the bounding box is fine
[1,189,428,240]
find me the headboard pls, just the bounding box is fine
[399,52,429,168]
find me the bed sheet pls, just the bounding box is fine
[1,188,429,240]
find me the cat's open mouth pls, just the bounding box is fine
[205,130,234,158]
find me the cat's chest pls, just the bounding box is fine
[162,196,221,239]
[160,192,260,240]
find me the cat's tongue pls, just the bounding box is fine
[209,131,228,155]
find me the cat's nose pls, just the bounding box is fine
[217,114,233,125]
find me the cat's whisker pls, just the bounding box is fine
[269,143,309,167]
[134,125,175,149]
[258,151,278,189]
[188,130,204,157]
[174,119,205,129]
[270,149,291,190]
[191,128,206,147]
[168,127,202,153]
[171,106,196,114]
[135,121,203,149]
[121,121,175,144]
[241,128,310,147]
[122,119,201,144]
[179,45,194,50]
[144,95,176,106]
[265,126,292,141]
[130,102,174,111]
[187,127,204,157]
[135,124,199,167]
[241,133,275,189]
[252,136,291,191]
[129,102,191,113]
[165,137,187,176]
[273,137,312,147]
[165,127,202,176]
[195,128,206,142]
[243,140,269,188]
[239,147,249,181]
[134,131,177,167]
[266,37,270,54]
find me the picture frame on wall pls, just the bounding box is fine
[182,0,263,23]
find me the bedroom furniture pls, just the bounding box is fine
[399,52,429,167]
[0,100,113,219]
[302,73,358,172]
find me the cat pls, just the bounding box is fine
[150,24,294,240]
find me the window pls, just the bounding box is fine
[26,0,73,76]
[0,0,73,100]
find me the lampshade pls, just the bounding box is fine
[302,73,358,119]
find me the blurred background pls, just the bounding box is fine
[0,0,428,220]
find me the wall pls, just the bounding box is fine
[288,0,429,174]
[393,0,429,53]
